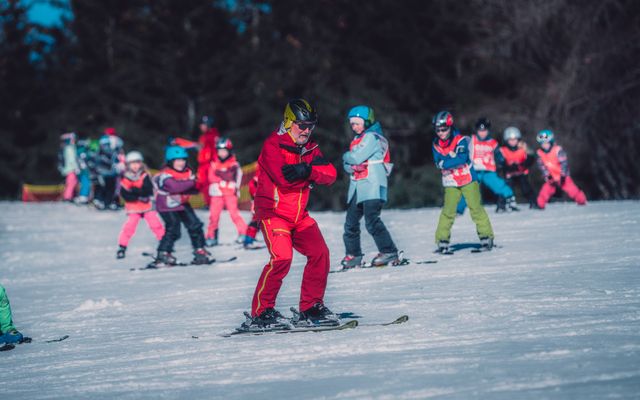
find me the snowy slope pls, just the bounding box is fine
[1,201,639,399]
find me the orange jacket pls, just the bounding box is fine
[120,171,154,213]
[254,130,336,223]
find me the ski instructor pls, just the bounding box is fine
[244,99,338,330]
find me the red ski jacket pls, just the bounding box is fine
[254,130,336,223]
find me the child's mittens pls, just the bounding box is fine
[209,183,222,196]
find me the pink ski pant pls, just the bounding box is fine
[63,172,78,201]
[207,195,247,238]
[118,211,165,247]
[537,176,587,208]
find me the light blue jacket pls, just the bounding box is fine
[342,122,390,204]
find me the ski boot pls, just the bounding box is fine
[340,254,363,269]
[74,196,89,205]
[293,303,339,327]
[192,248,211,265]
[239,308,291,332]
[479,237,494,251]
[116,245,126,259]
[506,196,520,212]
[92,199,105,210]
[371,252,399,267]
[235,235,248,244]
[0,329,24,344]
[205,229,218,247]
[154,251,177,266]
[436,240,452,255]
[495,197,507,213]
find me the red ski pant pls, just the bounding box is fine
[196,164,211,205]
[251,215,330,317]
[537,176,587,208]
[118,211,165,247]
[206,195,247,238]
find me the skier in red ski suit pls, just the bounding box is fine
[245,99,338,330]
[196,116,220,206]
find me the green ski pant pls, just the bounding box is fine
[435,181,494,243]
[0,284,16,333]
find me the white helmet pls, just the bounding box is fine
[503,126,522,141]
[125,151,144,163]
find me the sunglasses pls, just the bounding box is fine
[296,122,316,131]
[436,127,450,133]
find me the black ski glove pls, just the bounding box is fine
[282,163,312,182]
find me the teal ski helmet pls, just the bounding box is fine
[347,105,375,128]
[165,145,188,162]
[536,129,555,144]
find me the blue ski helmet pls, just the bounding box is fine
[347,105,375,128]
[165,145,188,162]
[536,129,555,144]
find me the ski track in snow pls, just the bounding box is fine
[1,201,639,399]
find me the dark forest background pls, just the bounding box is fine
[2,0,639,209]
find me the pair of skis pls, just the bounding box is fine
[331,251,438,274]
[1,335,69,352]
[220,312,409,337]
[130,252,238,271]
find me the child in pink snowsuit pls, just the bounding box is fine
[58,132,79,201]
[116,151,165,259]
[535,130,587,209]
[205,137,247,246]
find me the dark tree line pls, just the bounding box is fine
[1,0,639,207]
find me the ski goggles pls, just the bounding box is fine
[295,122,316,131]
[436,126,450,133]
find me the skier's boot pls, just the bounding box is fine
[155,251,177,266]
[506,196,520,212]
[480,237,494,251]
[495,197,507,213]
[116,245,126,259]
[192,248,211,265]
[295,303,339,327]
[205,229,218,247]
[436,240,452,254]
[371,252,399,266]
[92,199,105,210]
[74,196,89,205]
[0,329,24,344]
[340,254,363,269]
[240,308,291,332]
[529,200,542,210]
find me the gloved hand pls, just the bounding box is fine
[282,163,311,182]
[209,183,222,196]
[351,164,367,172]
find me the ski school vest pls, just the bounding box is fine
[500,146,529,178]
[121,171,153,213]
[434,135,473,187]
[210,156,242,196]
[349,132,392,181]
[537,145,564,181]
[470,135,498,172]
[157,166,194,208]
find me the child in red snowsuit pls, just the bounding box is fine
[205,138,247,246]
[196,116,220,206]
[243,99,337,331]
[116,151,165,259]
[499,127,538,208]
[535,130,587,209]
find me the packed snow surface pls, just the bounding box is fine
[1,201,639,399]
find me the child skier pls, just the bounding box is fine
[241,99,337,331]
[432,111,495,253]
[341,105,398,268]
[205,137,248,246]
[1,284,25,347]
[499,127,538,208]
[58,132,79,202]
[74,138,93,205]
[116,151,165,259]
[457,118,517,213]
[94,127,124,210]
[535,129,587,209]
[153,146,210,266]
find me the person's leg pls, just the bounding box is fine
[63,172,78,201]
[0,284,16,333]
[435,187,464,243]
[179,204,206,249]
[103,176,116,206]
[343,197,364,256]
[158,212,181,252]
[224,194,248,235]
[118,213,142,247]
[536,181,557,209]
[461,181,494,239]
[207,197,224,239]
[292,216,331,313]
[78,170,91,198]
[483,171,514,199]
[363,199,397,254]
[251,217,294,316]
[561,176,587,205]
[143,211,166,241]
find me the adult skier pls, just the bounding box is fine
[535,129,587,209]
[196,116,220,206]
[432,111,495,253]
[242,99,337,331]
[457,118,517,213]
[499,126,538,208]
[0,284,25,346]
[341,105,398,268]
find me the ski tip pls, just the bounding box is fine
[395,315,409,323]
[341,320,359,329]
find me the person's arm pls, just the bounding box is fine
[308,149,337,186]
[258,138,307,189]
[342,134,378,165]
[558,149,569,176]
[139,175,154,197]
[536,156,551,180]
[158,174,197,194]
[439,137,471,169]
[494,146,505,166]
[120,186,139,201]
